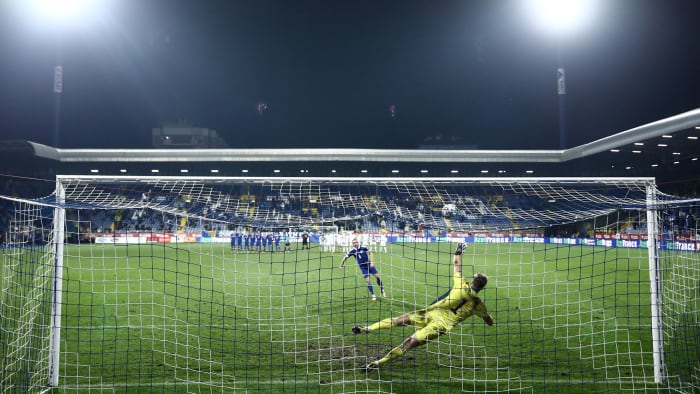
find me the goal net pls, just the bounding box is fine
[1,176,698,393]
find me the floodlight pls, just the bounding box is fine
[523,0,598,37]
[15,0,108,31]
[27,0,96,22]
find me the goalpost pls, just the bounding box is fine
[1,176,698,393]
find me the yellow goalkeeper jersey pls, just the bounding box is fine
[426,271,489,326]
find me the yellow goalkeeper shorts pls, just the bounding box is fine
[408,309,454,343]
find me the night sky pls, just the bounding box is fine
[1,0,699,149]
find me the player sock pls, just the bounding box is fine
[367,318,394,331]
[377,346,405,365]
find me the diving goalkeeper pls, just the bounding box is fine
[352,242,493,371]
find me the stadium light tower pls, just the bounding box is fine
[522,0,599,149]
[16,0,106,148]
[11,3,108,388]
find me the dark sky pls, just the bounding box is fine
[1,0,699,149]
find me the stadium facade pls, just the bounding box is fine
[2,108,699,186]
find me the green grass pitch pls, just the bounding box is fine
[4,241,678,393]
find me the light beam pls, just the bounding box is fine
[523,0,598,37]
[13,0,108,31]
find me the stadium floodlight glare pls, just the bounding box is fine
[17,0,107,30]
[522,1,599,149]
[522,0,598,37]
[37,0,86,20]
[15,1,109,147]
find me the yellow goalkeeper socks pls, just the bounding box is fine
[367,318,395,332]
[377,346,405,365]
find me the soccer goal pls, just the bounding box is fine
[1,176,698,393]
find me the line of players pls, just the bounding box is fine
[229,231,295,253]
[230,231,389,253]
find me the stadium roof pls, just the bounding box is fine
[1,108,699,184]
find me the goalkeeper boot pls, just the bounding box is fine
[365,361,379,373]
[381,289,387,298]
[455,242,466,256]
[352,326,368,334]
[372,294,377,301]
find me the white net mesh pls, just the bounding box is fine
[0,176,698,393]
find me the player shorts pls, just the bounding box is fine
[408,309,454,343]
[359,264,378,278]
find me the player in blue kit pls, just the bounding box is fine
[274,232,281,252]
[339,238,386,301]
[243,232,251,252]
[254,232,262,252]
[236,232,243,251]
[266,233,274,252]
